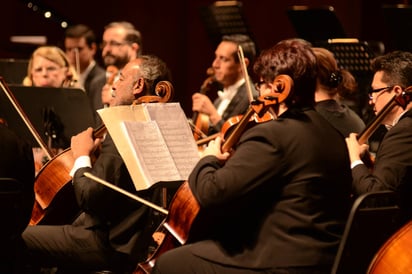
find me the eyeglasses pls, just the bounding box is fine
[368,86,393,100]
[100,40,129,49]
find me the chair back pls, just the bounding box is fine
[331,190,403,274]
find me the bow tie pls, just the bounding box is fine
[217,90,232,100]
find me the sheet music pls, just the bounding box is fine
[122,120,182,184]
[97,103,199,190]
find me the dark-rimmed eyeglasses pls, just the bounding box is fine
[368,86,393,100]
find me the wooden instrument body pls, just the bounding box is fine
[367,221,412,274]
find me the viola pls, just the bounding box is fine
[133,73,294,273]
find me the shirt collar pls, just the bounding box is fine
[217,78,245,100]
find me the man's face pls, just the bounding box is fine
[212,41,242,88]
[110,59,142,107]
[64,37,95,73]
[101,27,137,70]
[370,71,398,124]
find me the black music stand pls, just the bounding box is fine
[382,4,412,52]
[199,1,254,48]
[319,39,375,117]
[287,5,346,44]
[0,79,97,148]
[0,59,28,85]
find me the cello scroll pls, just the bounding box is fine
[134,81,174,104]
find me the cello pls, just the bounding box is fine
[30,65,120,225]
[133,74,294,273]
[31,79,175,225]
[0,77,72,225]
[367,220,412,274]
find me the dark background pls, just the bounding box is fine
[0,0,409,117]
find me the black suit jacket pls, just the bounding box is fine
[72,134,158,262]
[352,108,412,219]
[209,81,258,135]
[83,63,106,126]
[188,108,352,269]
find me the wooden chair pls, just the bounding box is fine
[331,190,403,274]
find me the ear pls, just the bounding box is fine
[244,58,250,67]
[394,85,403,95]
[133,77,145,96]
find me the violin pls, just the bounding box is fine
[191,68,218,141]
[133,73,294,273]
[102,65,119,106]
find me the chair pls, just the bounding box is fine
[331,190,403,274]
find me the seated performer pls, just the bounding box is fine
[151,39,353,274]
[22,54,172,273]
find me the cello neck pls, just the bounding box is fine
[358,87,412,145]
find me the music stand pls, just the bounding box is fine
[0,78,97,148]
[287,5,347,44]
[382,4,412,52]
[0,59,28,85]
[199,1,254,47]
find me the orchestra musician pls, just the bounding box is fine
[21,55,172,273]
[64,24,107,125]
[152,39,353,274]
[345,50,412,222]
[100,21,142,107]
[23,46,79,89]
[22,46,81,173]
[191,34,258,137]
[313,47,365,137]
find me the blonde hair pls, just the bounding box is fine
[23,46,79,87]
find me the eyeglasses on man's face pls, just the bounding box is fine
[368,86,393,100]
[100,40,129,49]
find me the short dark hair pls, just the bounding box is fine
[65,24,96,48]
[371,51,412,88]
[222,34,256,65]
[253,38,317,107]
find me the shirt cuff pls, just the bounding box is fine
[69,155,92,177]
[351,159,364,169]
